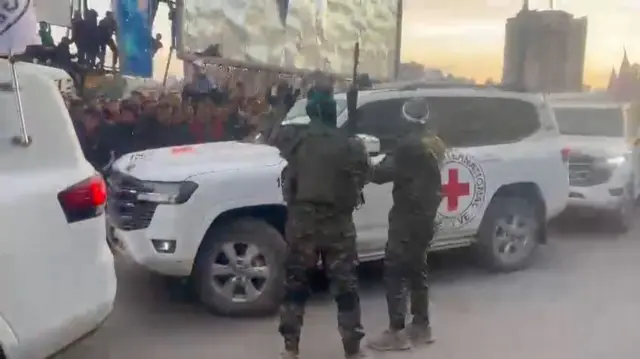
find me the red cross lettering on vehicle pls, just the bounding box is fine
[442,168,471,211]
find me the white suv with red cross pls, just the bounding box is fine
[107,84,569,317]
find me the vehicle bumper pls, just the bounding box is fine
[108,224,194,277]
[45,299,113,359]
[566,183,627,213]
[2,256,115,359]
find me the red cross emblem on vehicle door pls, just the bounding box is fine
[441,168,471,211]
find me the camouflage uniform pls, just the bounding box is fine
[368,126,444,351]
[278,123,371,359]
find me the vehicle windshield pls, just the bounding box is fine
[284,99,348,122]
[553,107,625,137]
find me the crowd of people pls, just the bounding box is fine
[31,8,164,88]
[67,79,299,171]
[34,10,114,70]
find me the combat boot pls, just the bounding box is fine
[345,349,372,359]
[366,329,411,352]
[405,323,435,346]
[280,350,299,359]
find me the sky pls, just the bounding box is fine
[71,0,640,88]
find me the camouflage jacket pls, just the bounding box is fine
[370,130,444,223]
[280,123,370,211]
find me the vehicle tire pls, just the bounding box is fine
[194,218,287,317]
[609,181,635,233]
[474,196,541,272]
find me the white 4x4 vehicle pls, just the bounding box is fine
[552,101,639,231]
[1,61,115,358]
[108,85,569,316]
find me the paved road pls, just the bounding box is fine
[58,218,640,359]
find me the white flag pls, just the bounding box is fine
[0,0,40,56]
[33,0,72,27]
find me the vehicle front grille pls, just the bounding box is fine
[107,172,158,231]
[568,153,612,187]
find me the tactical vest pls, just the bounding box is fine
[391,131,444,220]
[423,134,446,168]
[291,127,361,209]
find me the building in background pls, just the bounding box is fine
[608,50,640,101]
[379,65,474,89]
[398,63,469,82]
[502,2,587,92]
[397,62,426,80]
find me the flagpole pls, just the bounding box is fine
[3,0,40,147]
[8,52,30,146]
[163,47,174,86]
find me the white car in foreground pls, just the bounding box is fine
[0,61,116,358]
[553,101,639,231]
[108,85,569,316]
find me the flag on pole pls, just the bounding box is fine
[115,0,153,77]
[0,0,40,56]
[33,0,72,27]
[276,0,289,27]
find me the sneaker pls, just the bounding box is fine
[366,329,411,352]
[280,350,299,359]
[405,324,435,345]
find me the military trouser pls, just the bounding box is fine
[278,204,365,355]
[384,218,435,331]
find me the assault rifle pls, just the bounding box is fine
[345,42,360,135]
[345,42,367,209]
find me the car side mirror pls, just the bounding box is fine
[355,134,380,156]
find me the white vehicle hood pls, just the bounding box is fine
[561,135,630,158]
[111,141,284,181]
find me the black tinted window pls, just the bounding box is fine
[553,107,624,137]
[429,97,540,147]
[353,96,540,151]
[355,99,407,152]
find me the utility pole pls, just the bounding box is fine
[393,0,403,80]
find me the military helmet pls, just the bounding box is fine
[402,97,431,124]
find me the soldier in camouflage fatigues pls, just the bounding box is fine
[278,85,371,359]
[367,97,445,352]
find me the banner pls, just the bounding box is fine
[114,0,153,77]
[33,0,72,27]
[0,0,39,55]
[178,0,400,80]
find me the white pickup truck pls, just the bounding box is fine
[108,85,569,316]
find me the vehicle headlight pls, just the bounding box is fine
[136,181,199,204]
[606,155,627,166]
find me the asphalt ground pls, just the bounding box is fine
[57,215,640,359]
